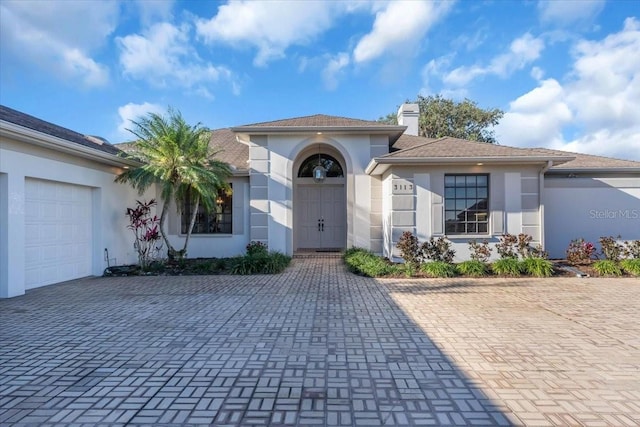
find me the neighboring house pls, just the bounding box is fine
[2,104,639,298]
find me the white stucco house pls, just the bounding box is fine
[2,104,639,298]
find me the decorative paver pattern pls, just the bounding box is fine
[1,257,639,426]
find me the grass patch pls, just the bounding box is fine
[491,258,523,276]
[621,259,640,276]
[520,258,553,278]
[592,259,623,276]
[420,261,458,278]
[456,260,489,277]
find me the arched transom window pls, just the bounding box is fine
[298,154,344,178]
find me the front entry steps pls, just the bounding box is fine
[294,250,343,259]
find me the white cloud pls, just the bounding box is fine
[134,0,174,26]
[322,53,350,90]
[538,0,605,27]
[421,54,454,94]
[117,102,164,139]
[195,1,340,66]
[0,0,115,86]
[353,1,453,64]
[497,78,572,147]
[566,18,640,131]
[117,22,235,95]
[530,66,545,81]
[444,33,545,86]
[497,18,640,160]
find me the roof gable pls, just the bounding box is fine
[236,114,393,128]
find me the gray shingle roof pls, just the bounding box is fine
[528,148,640,170]
[0,104,122,156]
[209,128,248,172]
[115,128,248,173]
[391,133,439,151]
[380,136,572,161]
[5,104,636,173]
[235,114,396,128]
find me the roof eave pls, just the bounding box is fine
[365,156,574,176]
[230,169,250,177]
[546,167,640,174]
[231,125,405,138]
[1,120,141,168]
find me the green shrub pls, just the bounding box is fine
[621,259,640,276]
[421,261,458,278]
[261,252,291,274]
[521,257,553,277]
[344,248,393,277]
[230,252,291,275]
[143,260,166,273]
[456,260,489,277]
[343,247,362,257]
[491,258,523,276]
[189,259,218,274]
[592,260,622,276]
[229,256,255,274]
[246,241,268,257]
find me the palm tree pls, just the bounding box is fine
[116,107,232,260]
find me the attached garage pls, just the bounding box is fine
[24,178,93,289]
[542,152,640,259]
[1,104,142,298]
[544,177,640,258]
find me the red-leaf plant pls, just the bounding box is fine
[126,199,163,269]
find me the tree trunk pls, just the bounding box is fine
[158,200,177,259]
[182,195,200,255]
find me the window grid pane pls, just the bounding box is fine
[181,186,233,234]
[444,174,489,235]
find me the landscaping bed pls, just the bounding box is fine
[344,233,640,279]
[104,242,291,276]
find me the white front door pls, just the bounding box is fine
[296,183,345,250]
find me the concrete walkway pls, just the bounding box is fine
[1,257,639,426]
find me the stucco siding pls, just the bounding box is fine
[384,165,543,261]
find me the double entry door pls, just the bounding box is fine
[296,184,346,250]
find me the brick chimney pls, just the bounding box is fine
[397,103,419,136]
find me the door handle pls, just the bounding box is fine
[318,219,321,232]
[320,218,324,232]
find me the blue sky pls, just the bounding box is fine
[1,0,639,159]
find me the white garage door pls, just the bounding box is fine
[25,178,93,289]
[544,178,640,259]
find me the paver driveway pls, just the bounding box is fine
[1,257,639,426]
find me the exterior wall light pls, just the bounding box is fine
[313,165,326,183]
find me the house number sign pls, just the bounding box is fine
[392,179,414,194]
